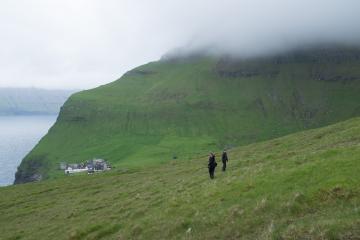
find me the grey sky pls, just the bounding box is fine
[1,0,360,89]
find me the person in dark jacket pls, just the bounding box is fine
[208,152,217,179]
[221,150,229,171]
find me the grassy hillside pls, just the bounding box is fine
[2,117,360,239]
[15,46,360,183]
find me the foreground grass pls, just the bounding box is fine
[1,118,360,239]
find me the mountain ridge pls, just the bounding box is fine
[15,46,360,183]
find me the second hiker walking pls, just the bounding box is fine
[221,150,229,171]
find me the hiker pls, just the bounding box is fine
[221,150,229,171]
[208,152,217,179]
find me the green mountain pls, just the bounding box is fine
[15,46,360,183]
[2,117,360,239]
[0,88,75,115]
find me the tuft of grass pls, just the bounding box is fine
[69,224,103,240]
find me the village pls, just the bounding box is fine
[60,158,111,175]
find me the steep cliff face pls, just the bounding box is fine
[0,88,75,115]
[15,46,360,183]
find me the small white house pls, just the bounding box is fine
[65,167,88,174]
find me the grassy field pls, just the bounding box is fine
[2,117,359,239]
[15,46,360,182]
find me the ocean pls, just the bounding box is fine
[0,115,56,186]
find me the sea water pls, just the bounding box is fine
[0,115,56,186]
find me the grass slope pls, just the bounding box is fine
[16,46,360,182]
[2,117,360,239]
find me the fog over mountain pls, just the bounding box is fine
[1,0,360,89]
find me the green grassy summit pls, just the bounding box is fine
[2,117,359,239]
[15,46,360,183]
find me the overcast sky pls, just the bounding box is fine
[1,0,360,89]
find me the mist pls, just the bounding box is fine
[1,0,360,89]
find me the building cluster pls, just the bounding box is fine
[60,158,111,174]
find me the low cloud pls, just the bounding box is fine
[164,0,360,58]
[1,0,359,89]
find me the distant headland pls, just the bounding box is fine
[0,88,77,116]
